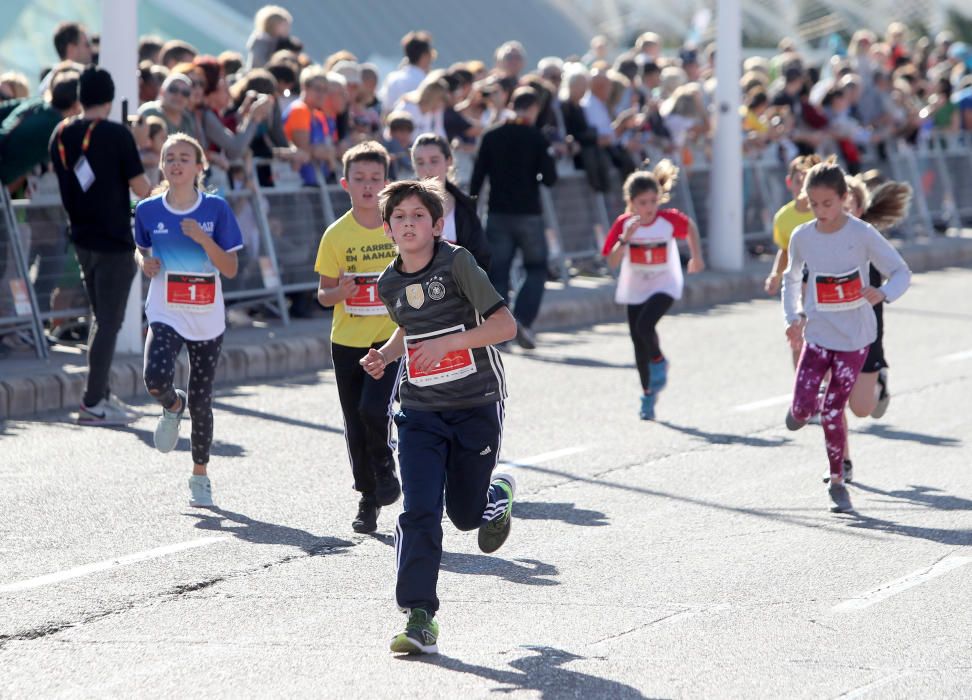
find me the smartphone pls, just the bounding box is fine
[121,98,128,125]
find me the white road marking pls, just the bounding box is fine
[0,537,228,593]
[501,445,591,467]
[937,349,972,363]
[833,556,972,612]
[733,394,792,412]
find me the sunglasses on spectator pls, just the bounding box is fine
[167,85,192,97]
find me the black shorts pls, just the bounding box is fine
[862,302,887,373]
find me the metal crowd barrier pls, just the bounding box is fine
[5,133,972,362]
[0,188,48,358]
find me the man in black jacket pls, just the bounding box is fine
[469,87,557,349]
[49,66,152,425]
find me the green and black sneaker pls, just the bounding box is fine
[478,473,516,554]
[390,608,439,655]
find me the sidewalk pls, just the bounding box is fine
[3,232,972,420]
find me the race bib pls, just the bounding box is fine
[629,240,668,271]
[814,268,866,312]
[405,325,477,387]
[165,271,217,312]
[344,273,387,316]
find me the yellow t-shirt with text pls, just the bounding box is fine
[314,210,398,347]
[772,200,815,251]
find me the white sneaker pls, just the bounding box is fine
[77,397,138,426]
[153,389,187,453]
[188,475,214,507]
[106,393,140,419]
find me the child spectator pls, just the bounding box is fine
[384,110,415,179]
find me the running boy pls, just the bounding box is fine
[602,161,704,420]
[315,141,402,533]
[135,134,243,507]
[765,155,819,366]
[360,179,517,655]
[782,160,911,512]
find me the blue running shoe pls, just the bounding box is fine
[640,393,655,420]
[649,358,669,393]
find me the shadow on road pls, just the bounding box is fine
[511,352,634,371]
[656,420,793,448]
[853,424,962,447]
[440,553,559,586]
[514,500,609,527]
[185,508,353,555]
[118,424,246,458]
[853,482,972,511]
[211,400,344,435]
[368,533,559,586]
[842,483,972,545]
[400,645,648,698]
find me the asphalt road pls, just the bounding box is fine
[2,267,971,699]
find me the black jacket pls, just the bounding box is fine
[469,121,557,215]
[447,180,491,272]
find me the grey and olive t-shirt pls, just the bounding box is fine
[377,241,507,411]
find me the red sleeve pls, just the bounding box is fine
[602,213,634,256]
[659,209,691,239]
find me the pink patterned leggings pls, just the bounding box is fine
[791,342,869,479]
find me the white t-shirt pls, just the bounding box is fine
[381,64,426,112]
[606,211,690,304]
[581,94,614,140]
[441,208,457,243]
[394,99,446,140]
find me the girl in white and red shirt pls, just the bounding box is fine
[602,162,705,420]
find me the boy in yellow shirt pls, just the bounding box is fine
[764,154,818,366]
[315,141,401,533]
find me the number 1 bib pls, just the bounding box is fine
[814,268,866,312]
[629,240,668,271]
[344,273,387,316]
[404,325,477,387]
[165,271,216,312]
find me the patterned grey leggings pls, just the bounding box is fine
[143,322,223,465]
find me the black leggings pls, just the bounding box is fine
[627,293,674,392]
[143,322,223,465]
[331,342,402,496]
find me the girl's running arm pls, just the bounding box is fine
[181,219,239,278]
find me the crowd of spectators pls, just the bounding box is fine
[3,9,972,199]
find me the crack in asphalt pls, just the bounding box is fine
[588,608,697,646]
[0,541,351,651]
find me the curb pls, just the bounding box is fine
[4,236,972,421]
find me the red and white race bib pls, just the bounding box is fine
[405,325,477,387]
[165,271,216,313]
[344,273,387,316]
[629,240,668,271]
[814,268,866,312]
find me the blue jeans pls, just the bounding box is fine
[485,213,547,328]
